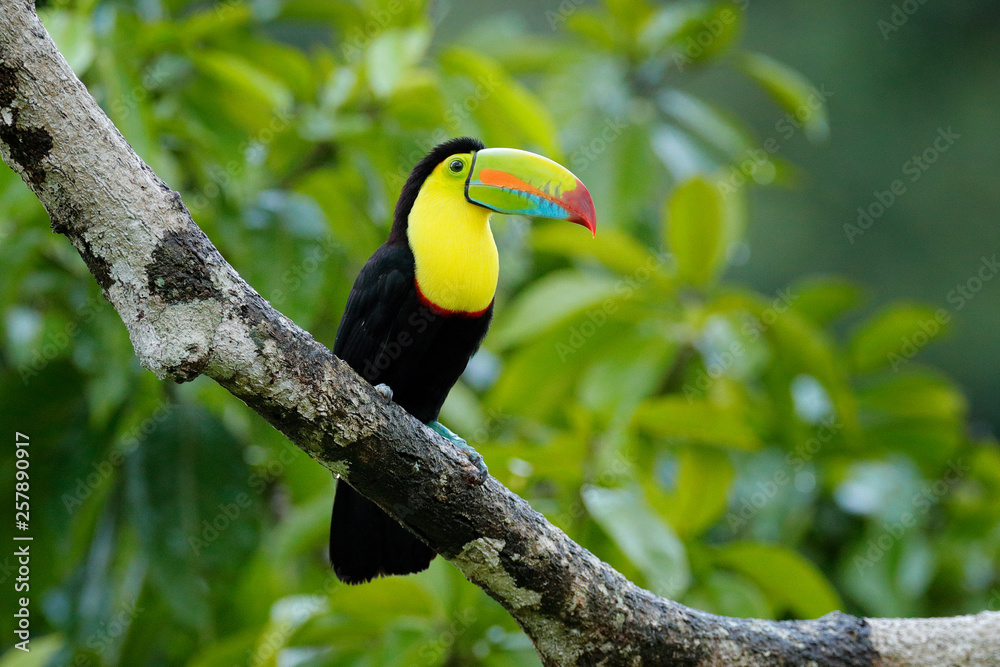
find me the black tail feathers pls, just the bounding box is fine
[329,479,436,584]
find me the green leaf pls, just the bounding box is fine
[659,91,755,161]
[278,0,364,25]
[638,4,706,54]
[366,27,431,98]
[440,381,488,443]
[708,290,857,438]
[652,124,717,180]
[268,494,334,566]
[234,42,317,100]
[641,2,743,64]
[579,334,678,416]
[191,50,293,112]
[294,166,381,257]
[491,270,621,349]
[656,447,734,537]
[531,223,672,289]
[250,595,331,662]
[664,177,728,286]
[488,320,640,419]
[179,3,252,41]
[863,416,964,466]
[713,542,842,618]
[633,397,761,450]
[683,570,773,619]
[738,52,829,142]
[790,276,863,326]
[387,74,447,128]
[605,0,657,37]
[187,632,259,667]
[326,577,439,628]
[849,303,950,375]
[860,371,966,422]
[565,12,616,50]
[761,305,861,442]
[583,486,691,598]
[440,48,560,157]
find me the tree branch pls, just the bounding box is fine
[2,5,998,666]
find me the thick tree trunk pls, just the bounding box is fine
[2,4,998,665]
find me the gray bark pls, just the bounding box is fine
[2,4,998,665]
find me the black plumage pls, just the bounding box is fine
[329,137,493,584]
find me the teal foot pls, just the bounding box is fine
[429,420,488,480]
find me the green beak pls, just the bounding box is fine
[465,148,597,236]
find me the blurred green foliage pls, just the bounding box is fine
[1,0,999,665]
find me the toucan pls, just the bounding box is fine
[329,137,596,584]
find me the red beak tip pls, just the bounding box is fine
[564,180,597,237]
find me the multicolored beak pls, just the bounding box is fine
[465,148,597,236]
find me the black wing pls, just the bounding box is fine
[333,241,418,384]
[329,240,438,582]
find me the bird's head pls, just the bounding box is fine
[393,137,597,237]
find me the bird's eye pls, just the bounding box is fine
[449,159,464,173]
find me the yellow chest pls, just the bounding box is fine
[406,183,499,314]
